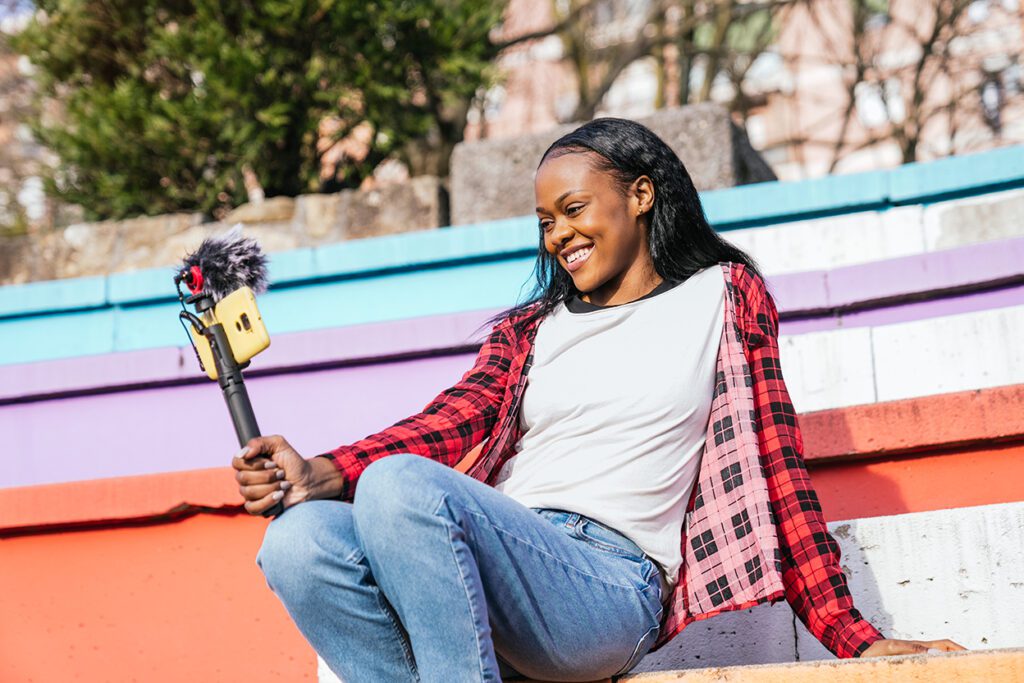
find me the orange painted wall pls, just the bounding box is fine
[0,514,314,683]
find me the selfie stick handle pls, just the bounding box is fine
[207,319,284,519]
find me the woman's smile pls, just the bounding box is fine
[563,244,594,272]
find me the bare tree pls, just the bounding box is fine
[824,0,1023,170]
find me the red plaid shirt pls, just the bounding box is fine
[327,262,883,658]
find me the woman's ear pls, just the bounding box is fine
[631,175,655,217]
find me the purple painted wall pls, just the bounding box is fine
[5,352,476,489]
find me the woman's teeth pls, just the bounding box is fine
[567,247,593,264]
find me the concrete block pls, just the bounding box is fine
[112,212,205,273]
[0,233,34,285]
[293,192,347,245]
[626,648,1024,682]
[778,327,877,412]
[344,175,446,240]
[634,603,797,673]
[796,501,1024,659]
[723,205,925,276]
[450,103,772,226]
[871,304,1024,402]
[34,220,121,280]
[225,195,296,224]
[923,188,1024,251]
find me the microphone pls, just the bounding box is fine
[175,227,282,518]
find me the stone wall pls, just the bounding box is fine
[0,176,447,284]
[0,103,776,285]
[449,102,776,226]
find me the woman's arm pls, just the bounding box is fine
[734,264,884,658]
[320,320,517,502]
[232,320,517,513]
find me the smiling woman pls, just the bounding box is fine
[233,118,964,682]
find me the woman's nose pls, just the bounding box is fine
[550,217,575,246]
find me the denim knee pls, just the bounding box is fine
[352,454,449,537]
[354,454,440,508]
[256,501,358,599]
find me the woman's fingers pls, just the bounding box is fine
[239,480,290,502]
[925,639,967,652]
[863,638,969,658]
[244,489,287,516]
[235,467,285,486]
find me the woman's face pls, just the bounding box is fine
[534,151,659,306]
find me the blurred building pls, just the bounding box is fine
[466,0,1024,180]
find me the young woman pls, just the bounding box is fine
[233,118,964,682]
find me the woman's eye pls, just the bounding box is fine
[565,204,584,215]
[539,220,552,233]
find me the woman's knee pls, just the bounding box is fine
[353,454,446,511]
[352,454,451,540]
[256,500,358,594]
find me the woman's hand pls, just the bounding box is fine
[231,435,344,515]
[861,638,967,658]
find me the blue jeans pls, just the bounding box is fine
[257,454,664,682]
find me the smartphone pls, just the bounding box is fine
[189,286,271,380]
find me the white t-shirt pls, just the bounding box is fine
[494,266,725,586]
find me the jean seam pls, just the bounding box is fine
[613,622,660,678]
[466,509,640,592]
[436,494,491,683]
[346,546,420,680]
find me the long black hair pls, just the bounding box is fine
[490,117,764,333]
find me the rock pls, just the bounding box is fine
[293,192,347,245]
[342,175,446,240]
[449,102,776,225]
[225,196,296,225]
[0,234,33,284]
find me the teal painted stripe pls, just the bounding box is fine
[313,217,537,278]
[0,275,107,317]
[1,144,1022,323]
[0,256,537,365]
[702,169,890,226]
[0,308,117,363]
[889,145,1024,203]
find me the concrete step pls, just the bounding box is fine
[521,647,1024,682]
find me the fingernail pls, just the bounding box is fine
[280,481,292,491]
[926,648,942,654]
[272,491,284,501]
[275,469,285,480]
[264,461,277,470]
[235,447,249,458]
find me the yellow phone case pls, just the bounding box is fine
[188,286,271,380]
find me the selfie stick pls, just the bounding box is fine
[175,229,283,518]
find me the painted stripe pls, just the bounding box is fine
[800,384,1024,462]
[3,229,1022,377]
[781,303,1024,411]
[1,145,1022,325]
[4,382,1022,522]
[2,352,479,489]
[4,304,1022,488]
[4,303,1023,487]
[0,309,495,403]
[3,281,1022,404]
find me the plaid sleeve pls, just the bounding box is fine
[735,265,884,658]
[324,320,515,502]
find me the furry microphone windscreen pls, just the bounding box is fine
[180,226,269,302]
